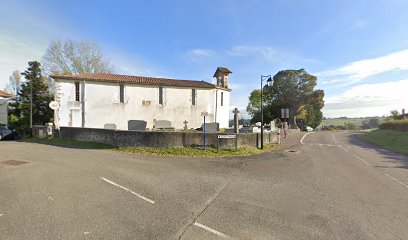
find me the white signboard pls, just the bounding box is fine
[218,135,236,139]
[201,111,209,117]
[281,108,289,118]
[49,101,60,110]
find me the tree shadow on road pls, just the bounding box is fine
[346,134,408,169]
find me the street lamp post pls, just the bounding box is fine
[260,75,273,149]
[30,78,33,131]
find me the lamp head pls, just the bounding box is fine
[266,76,273,86]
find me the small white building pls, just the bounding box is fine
[0,90,12,125]
[51,67,232,130]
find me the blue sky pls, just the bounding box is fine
[1,0,408,118]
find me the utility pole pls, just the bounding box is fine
[30,78,33,130]
[260,75,273,149]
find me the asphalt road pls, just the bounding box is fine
[1,131,408,239]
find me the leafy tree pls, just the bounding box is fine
[8,61,53,135]
[344,122,358,130]
[4,70,21,98]
[246,69,324,129]
[42,39,113,75]
[361,118,380,129]
[246,89,261,117]
[389,110,402,120]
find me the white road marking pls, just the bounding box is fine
[84,231,91,235]
[0,213,3,217]
[100,177,155,204]
[300,132,313,144]
[331,133,338,143]
[193,222,231,239]
[384,174,408,189]
[351,154,372,166]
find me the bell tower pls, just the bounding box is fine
[213,67,232,88]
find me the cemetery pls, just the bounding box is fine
[50,107,289,149]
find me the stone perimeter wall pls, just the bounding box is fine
[59,127,279,148]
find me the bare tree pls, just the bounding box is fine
[42,39,113,75]
[4,70,21,97]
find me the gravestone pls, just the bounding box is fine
[270,120,276,132]
[202,122,219,133]
[104,123,117,130]
[240,126,260,133]
[128,120,147,131]
[155,120,172,129]
[183,120,188,131]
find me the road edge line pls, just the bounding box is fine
[384,173,408,189]
[193,222,231,239]
[300,132,314,144]
[100,177,155,204]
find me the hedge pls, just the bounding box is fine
[379,118,408,132]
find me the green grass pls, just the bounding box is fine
[356,129,408,156]
[23,137,277,157]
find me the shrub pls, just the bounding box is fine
[379,118,408,132]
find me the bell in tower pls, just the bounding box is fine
[213,67,232,88]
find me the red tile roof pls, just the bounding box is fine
[0,90,12,98]
[213,67,232,77]
[50,73,221,89]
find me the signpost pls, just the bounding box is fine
[201,111,208,150]
[217,134,237,150]
[49,101,60,110]
[281,108,289,138]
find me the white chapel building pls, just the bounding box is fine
[0,90,12,125]
[51,67,232,130]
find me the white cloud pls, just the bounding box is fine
[185,48,217,62]
[318,49,408,85]
[323,79,408,117]
[0,35,47,88]
[228,46,277,59]
[350,20,369,30]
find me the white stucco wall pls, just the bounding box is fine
[55,80,231,130]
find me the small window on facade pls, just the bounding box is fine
[119,84,125,103]
[192,89,196,106]
[75,82,80,102]
[159,87,163,105]
[220,92,224,106]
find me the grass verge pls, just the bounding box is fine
[355,129,408,156]
[22,137,277,157]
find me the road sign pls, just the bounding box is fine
[49,101,60,110]
[218,135,236,139]
[281,108,289,118]
[201,111,209,117]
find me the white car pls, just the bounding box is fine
[306,126,314,132]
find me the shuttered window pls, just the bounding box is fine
[159,87,163,105]
[75,82,80,102]
[220,92,224,106]
[192,89,196,106]
[119,84,125,103]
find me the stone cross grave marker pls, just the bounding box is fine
[183,120,188,130]
[233,108,240,133]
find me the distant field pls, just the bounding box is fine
[319,117,385,128]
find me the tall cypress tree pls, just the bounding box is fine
[8,61,53,134]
